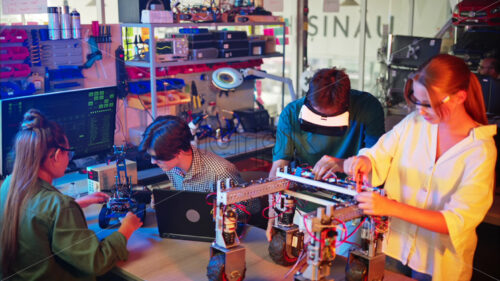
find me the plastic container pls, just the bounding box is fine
[0,65,14,78]
[126,67,149,79]
[233,157,272,172]
[0,81,36,99]
[9,29,28,43]
[9,46,30,60]
[0,30,11,43]
[47,67,84,81]
[12,64,31,77]
[0,48,10,61]
[156,67,167,77]
[158,78,185,91]
[128,81,150,95]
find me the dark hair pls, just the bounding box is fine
[405,54,488,125]
[139,115,193,161]
[1,109,67,275]
[306,67,350,114]
[485,56,500,74]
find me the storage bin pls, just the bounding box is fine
[9,29,28,43]
[0,30,11,43]
[12,64,31,77]
[0,65,14,78]
[0,48,10,61]
[10,46,30,60]
[128,81,150,95]
[0,81,36,99]
[126,67,150,79]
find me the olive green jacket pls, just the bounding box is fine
[0,177,128,280]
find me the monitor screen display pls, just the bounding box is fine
[0,86,117,176]
[389,35,442,68]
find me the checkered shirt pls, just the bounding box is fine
[164,145,260,217]
[165,145,243,192]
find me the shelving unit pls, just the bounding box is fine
[124,53,282,68]
[120,21,286,118]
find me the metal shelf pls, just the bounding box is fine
[0,76,30,82]
[124,53,283,68]
[120,22,284,29]
[120,21,286,119]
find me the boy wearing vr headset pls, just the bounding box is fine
[266,68,385,256]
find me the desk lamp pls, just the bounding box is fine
[211,67,297,101]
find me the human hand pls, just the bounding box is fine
[75,192,109,208]
[355,191,394,216]
[118,212,143,240]
[312,155,345,180]
[343,156,372,185]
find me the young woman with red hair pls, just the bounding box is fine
[315,54,496,280]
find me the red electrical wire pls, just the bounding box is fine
[262,193,280,219]
[333,218,347,241]
[337,217,367,247]
[205,192,216,205]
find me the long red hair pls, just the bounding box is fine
[406,54,488,125]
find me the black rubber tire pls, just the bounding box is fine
[207,253,225,281]
[98,205,111,228]
[345,256,368,281]
[268,232,297,266]
[207,253,246,281]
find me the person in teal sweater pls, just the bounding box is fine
[0,109,143,281]
[267,67,385,256]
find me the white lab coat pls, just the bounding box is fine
[359,112,496,281]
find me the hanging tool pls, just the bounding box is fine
[105,25,112,55]
[191,80,202,110]
[81,36,107,79]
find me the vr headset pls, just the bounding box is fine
[299,98,349,136]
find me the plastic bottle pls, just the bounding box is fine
[71,9,81,39]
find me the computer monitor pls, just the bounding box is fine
[389,35,442,68]
[0,86,117,177]
[478,75,500,116]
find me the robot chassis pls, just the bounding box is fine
[98,145,151,228]
[207,167,387,281]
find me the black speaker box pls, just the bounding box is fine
[234,108,270,132]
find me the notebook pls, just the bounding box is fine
[153,189,216,242]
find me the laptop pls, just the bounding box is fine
[153,189,216,242]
